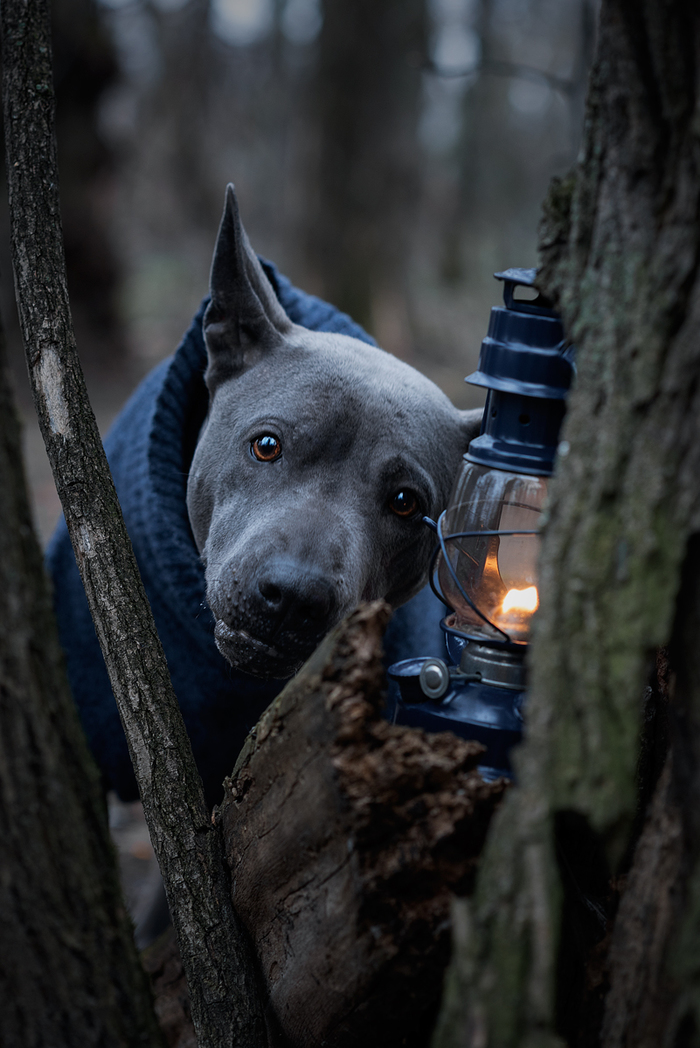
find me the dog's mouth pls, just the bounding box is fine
[214,619,310,680]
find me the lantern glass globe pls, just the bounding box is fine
[438,460,548,645]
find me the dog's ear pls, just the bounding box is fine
[203,184,292,386]
[459,407,483,448]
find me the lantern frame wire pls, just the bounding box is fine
[426,510,539,647]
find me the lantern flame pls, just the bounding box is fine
[501,586,539,615]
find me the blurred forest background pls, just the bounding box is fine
[3,0,598,543]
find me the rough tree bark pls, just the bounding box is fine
[0,1,266,1045]
[0,318,162,1046]
[143,604,506,1048]
[222,602,504,1048]
[433,3,700,1046]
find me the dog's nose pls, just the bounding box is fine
[256,563,337,633]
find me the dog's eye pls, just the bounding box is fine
[251,434,282,462]
[389,490,420,519]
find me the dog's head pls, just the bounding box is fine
[187,186,481,679]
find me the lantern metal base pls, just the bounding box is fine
[387,634,527,781]
[459,640,526,691]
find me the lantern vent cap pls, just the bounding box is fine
[466,267,574,403]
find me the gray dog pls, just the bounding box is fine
[49,183,482,943]
[49,183,481,816]
[188,185,481,681]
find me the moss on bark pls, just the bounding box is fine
[433,3,700,1045]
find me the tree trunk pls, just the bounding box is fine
[144,603,506,1048]
[0,318,162,1047]
[307,0,426,351]
[0,2,266,1043]
[432,3,700,1046]
[51,0,124,361]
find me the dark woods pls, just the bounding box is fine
[10,3,700,1048]
[3,0,597,438]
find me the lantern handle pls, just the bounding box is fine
[494,267,558,317]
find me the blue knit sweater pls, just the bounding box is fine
[47,261,446,805]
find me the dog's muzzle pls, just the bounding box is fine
[211,560,340,679]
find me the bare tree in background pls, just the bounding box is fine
[305,0,426,353]
[52,0,124,360]
[0,0,124,372]
[439,0,598,288]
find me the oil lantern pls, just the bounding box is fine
[389,268,574,779]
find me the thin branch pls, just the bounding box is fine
[423,56,577,98]
[0,1,267,1045]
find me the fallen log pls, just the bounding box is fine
[147,602,505,1048]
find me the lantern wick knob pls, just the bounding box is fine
[419,658,451,700]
